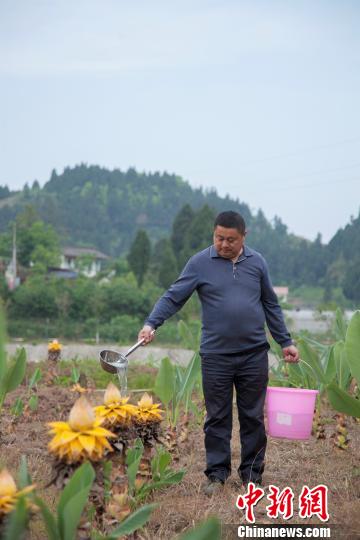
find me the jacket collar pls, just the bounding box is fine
[210,244,253,260]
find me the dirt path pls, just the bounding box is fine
[7,342,278,368]
[7,342,194,366]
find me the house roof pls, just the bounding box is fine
[274,286,289,295]
[62,247,109,260]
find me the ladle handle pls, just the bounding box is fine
[125,329,155,357]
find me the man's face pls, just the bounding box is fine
[213,225,246,259]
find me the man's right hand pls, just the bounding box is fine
[138,325,155,345]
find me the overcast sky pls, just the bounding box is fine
[1,0,360,243]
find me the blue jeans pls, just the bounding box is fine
[201,347,269,483]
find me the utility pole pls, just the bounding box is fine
[12,222,17,285]
[6,223,18,290]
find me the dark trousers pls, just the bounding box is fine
[201,347,269,483]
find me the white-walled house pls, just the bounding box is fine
[60,247,109,277]
[273,286,289,302]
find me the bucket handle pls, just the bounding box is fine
[299,359,320,383]
[281,358,320,387]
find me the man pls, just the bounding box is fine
[138,211,299,496]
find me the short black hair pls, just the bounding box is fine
[214,211,246,234]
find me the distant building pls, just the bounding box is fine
[60,247,110,277]
[273,286,289,302]
[4,224,20,289]
[5,265,20,289]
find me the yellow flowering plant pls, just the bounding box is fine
[48,339,62,352]
[48,396,115,464]
[134,393,164,423]
[95,383,137,428]
[0,468,34,518]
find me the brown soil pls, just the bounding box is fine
[1,384,359,539]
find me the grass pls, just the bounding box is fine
[28,358,159,391]
[290,285,355,310]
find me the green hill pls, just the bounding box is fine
[0,164,252,255]
[0,164,359,302]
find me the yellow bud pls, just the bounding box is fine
[68,396,95,431]
[135,478,145,490]
[113,493,128,506]
[48,339,62,351]
[138,392,153,408]
[70,383,87,394]
[104,382,122,405]
[0,469,17,497]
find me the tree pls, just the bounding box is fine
[0,185,10,200]
[158,239,178,289]
[9,275,58,318]
[178,205,216,268]
[14,206,60,271]
[102,275,152,318]
[127,229,151,287]
[171,204,195,268]
[343,257,360,302]
[19,221,60,271]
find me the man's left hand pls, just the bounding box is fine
[282,345,299,363]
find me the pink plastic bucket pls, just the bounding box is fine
[266,386,318,440]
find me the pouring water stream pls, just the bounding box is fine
[99,330,155,395]
[116,360,128,395]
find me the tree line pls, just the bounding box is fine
[127,204,360,304]
[0,164,359,315]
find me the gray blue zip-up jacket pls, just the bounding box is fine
[145,244,292,355]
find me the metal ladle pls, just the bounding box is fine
[99,330,155,374]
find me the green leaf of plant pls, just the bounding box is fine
[146,471,185,493]
[18,456,32,489]
[150,447,172,480]
[345,310,360,384]
[327,381,360,417]
[178,517,221,540]
[334,307,348,341]
[175,365,184,392]
[177,320,198,350]
[71,367,80,384]
[106,503,157,539]
[298,339,326,385]
[267,378,290,387]
[157,450,172,477]
[3,496,29,540]
[334,341,351,390]
[150,455,159,480]
[305,335,328,350]
[126,438,144,492]
[29,394,38,411]
[29,367,42,389]
[161,470,185,484]
[11,397,24,417]
[177,352,201,404]
[298,361,316,389]
[154,357,175,406]
[324,346,336,384]
[58,462,95,540]
[35,496,60,540]
[287,362,307,387]
[4,348,26,393]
